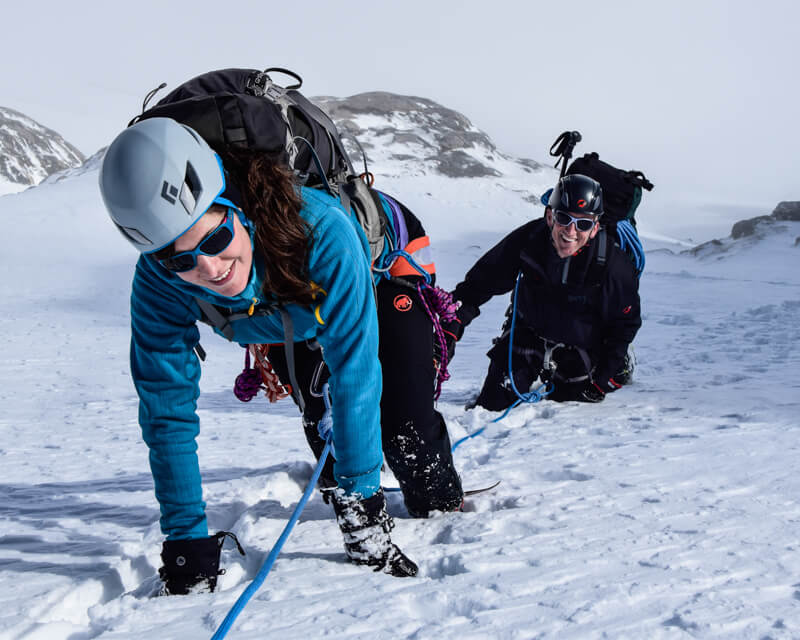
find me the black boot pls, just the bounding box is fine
[158,531,245,595]
[331,489,418,577]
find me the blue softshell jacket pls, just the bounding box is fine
[130,187,384,539]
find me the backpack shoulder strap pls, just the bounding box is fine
[584,228,611,286]
[596,228,608,268]
[195,298,236,341]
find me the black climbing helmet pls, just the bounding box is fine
[548,174,604,217]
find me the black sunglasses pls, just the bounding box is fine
[554,210,598,232]
[159,209,236,273]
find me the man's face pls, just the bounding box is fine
[546,207,601,258]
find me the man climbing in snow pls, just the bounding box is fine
[443,174,641,409]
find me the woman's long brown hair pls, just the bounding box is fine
[220,148,316,306]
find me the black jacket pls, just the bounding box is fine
[452,218,641,386]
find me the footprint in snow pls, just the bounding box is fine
[540,470,593,482]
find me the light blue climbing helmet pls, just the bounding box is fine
[99,117,226,253]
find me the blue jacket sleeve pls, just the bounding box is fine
[302,205,383,499]
[130,256,208,540]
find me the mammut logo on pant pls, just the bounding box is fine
[161,181,179,205]
[393,294,413,312]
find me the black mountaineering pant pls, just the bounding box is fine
[376,279,463,516]
[268,278,463,517]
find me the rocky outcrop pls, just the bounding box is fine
[688,200,800,257]
[730,201,800,238]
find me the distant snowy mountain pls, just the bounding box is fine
[314,91,556,237]
[316,92,544,181]
[729,200,800,240]
[0,106,85,195]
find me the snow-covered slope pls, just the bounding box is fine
[1,100,799,639]
[0,107,85,195]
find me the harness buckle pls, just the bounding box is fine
[540,339,565,382]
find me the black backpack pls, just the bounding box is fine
[548,131,654,275]
[132,67,387,264]
[565,152,654,227]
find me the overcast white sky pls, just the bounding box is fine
[3,0,797,238]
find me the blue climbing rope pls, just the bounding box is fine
[450,272,552,453]
[616,220,645,275]
[210,386,334,640]
[380,249,432,283]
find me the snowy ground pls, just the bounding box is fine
[1,171,799,640]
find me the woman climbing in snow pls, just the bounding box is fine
[99,117,463,593]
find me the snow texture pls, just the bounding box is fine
[1,107,799,640]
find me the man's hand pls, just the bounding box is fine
[440,318,463,363]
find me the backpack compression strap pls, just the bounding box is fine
[194,297,280,340]
[278,308,305,414]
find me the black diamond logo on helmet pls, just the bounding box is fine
[160,181,179,205]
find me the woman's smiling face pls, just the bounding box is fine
[173,205,253,297]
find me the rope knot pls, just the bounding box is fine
[416,283,460,400]
[421,285,458,323]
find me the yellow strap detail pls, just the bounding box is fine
[310,281,328,300]
[248,297,259,316]
[309,281,327,324]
